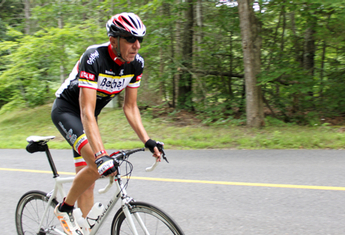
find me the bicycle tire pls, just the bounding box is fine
[15,190,60,235]
[111,201,184,235]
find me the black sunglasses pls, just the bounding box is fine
[121,36,143,43]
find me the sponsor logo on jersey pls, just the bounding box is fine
[135,54,144,68]
[119,69,124,76]
[87,50,99,65]
[97,74,134,95]
[80,71,95,80]
[58,121,78,146]
[105,70,115,75]
[100,77,125,89]
[66,129,77,144]
[136,73,142,81]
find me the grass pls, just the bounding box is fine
[0,103,345,150]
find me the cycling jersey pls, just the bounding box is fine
[55,42,144,116]
[52,42,144,166]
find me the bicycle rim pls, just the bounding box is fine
[15,190,60,235]
[111,201,184,235]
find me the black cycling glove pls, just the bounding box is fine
[145,139,164,153]
[95,155,118,176]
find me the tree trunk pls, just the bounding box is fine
[195,0,203,53]
[162,1,176,107]
[24,0,30,35]
[303,24,316,76]
[159,47,164,101]
[177,0,194,110]
[57,0,65,83]
[238,0,264,127]
[174,0,182,108]
[289,11,303,67]
[228,31,234,98]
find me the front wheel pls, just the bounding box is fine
[111,201,184,235]
[15,190,60,235]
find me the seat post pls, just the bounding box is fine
[44,144,59,178]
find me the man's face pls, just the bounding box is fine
[111,36,141,62]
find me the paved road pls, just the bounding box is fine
[1,149,345,234]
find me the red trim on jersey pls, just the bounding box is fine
[77,139,89,155]
[108,44,125,66]
[75,161,87,167]
[78,85,97,90]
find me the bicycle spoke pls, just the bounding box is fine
[15,191,60,235]
[111,202,184,235]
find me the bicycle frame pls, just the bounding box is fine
[26,136,161,235]
[39,169,143,235]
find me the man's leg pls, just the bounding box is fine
[63,144,99,211]
[76,165,95,217]
[51,99,99,234]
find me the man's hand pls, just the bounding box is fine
[95,155,118,176]
[145,139,164,162]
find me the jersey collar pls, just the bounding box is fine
[108,43,129,66]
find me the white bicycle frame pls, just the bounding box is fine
[27,135,159,235]
[39,164,158,235]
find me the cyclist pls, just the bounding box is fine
[51,12,162,235]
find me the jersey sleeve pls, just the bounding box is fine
[78,49,100,90]
[127,54,144,89]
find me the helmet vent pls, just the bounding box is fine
[115,20,126,31]
[128,15,138,29]
[121,17,133,29]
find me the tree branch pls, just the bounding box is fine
[0,0,6,8]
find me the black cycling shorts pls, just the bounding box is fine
[51,98,88,167]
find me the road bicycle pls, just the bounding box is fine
[15,135,184,235]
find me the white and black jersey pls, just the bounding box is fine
[51,42,144,162]
[55,42,144,115]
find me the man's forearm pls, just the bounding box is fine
[123,105,150,143]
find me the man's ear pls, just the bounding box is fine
[109,36,117,48]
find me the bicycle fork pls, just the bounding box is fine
[116,177,150,235]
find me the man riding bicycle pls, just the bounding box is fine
[51,12,162,235]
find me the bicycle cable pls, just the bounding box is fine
[119,159,133,190]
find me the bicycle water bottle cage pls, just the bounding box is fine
[26,136,55,153]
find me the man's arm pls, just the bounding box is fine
[123,87,161,160]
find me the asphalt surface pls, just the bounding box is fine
[1,148,345,234]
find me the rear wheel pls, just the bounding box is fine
[15,190,61,235]
[111,201,184,235]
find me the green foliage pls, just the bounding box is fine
[0,0,345,126]
[1,104,345,150]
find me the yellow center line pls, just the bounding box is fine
[0,168,75,175]
[2,167,345,191]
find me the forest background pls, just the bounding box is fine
[0,0,345,149]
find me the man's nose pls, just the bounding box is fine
[133,39,141,49]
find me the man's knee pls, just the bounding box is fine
[76,165,100,180]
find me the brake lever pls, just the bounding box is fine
[156,142,168,163]
[145,148,168,172]
[161,149,169,163]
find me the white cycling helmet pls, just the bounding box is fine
[106,12,146,38]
